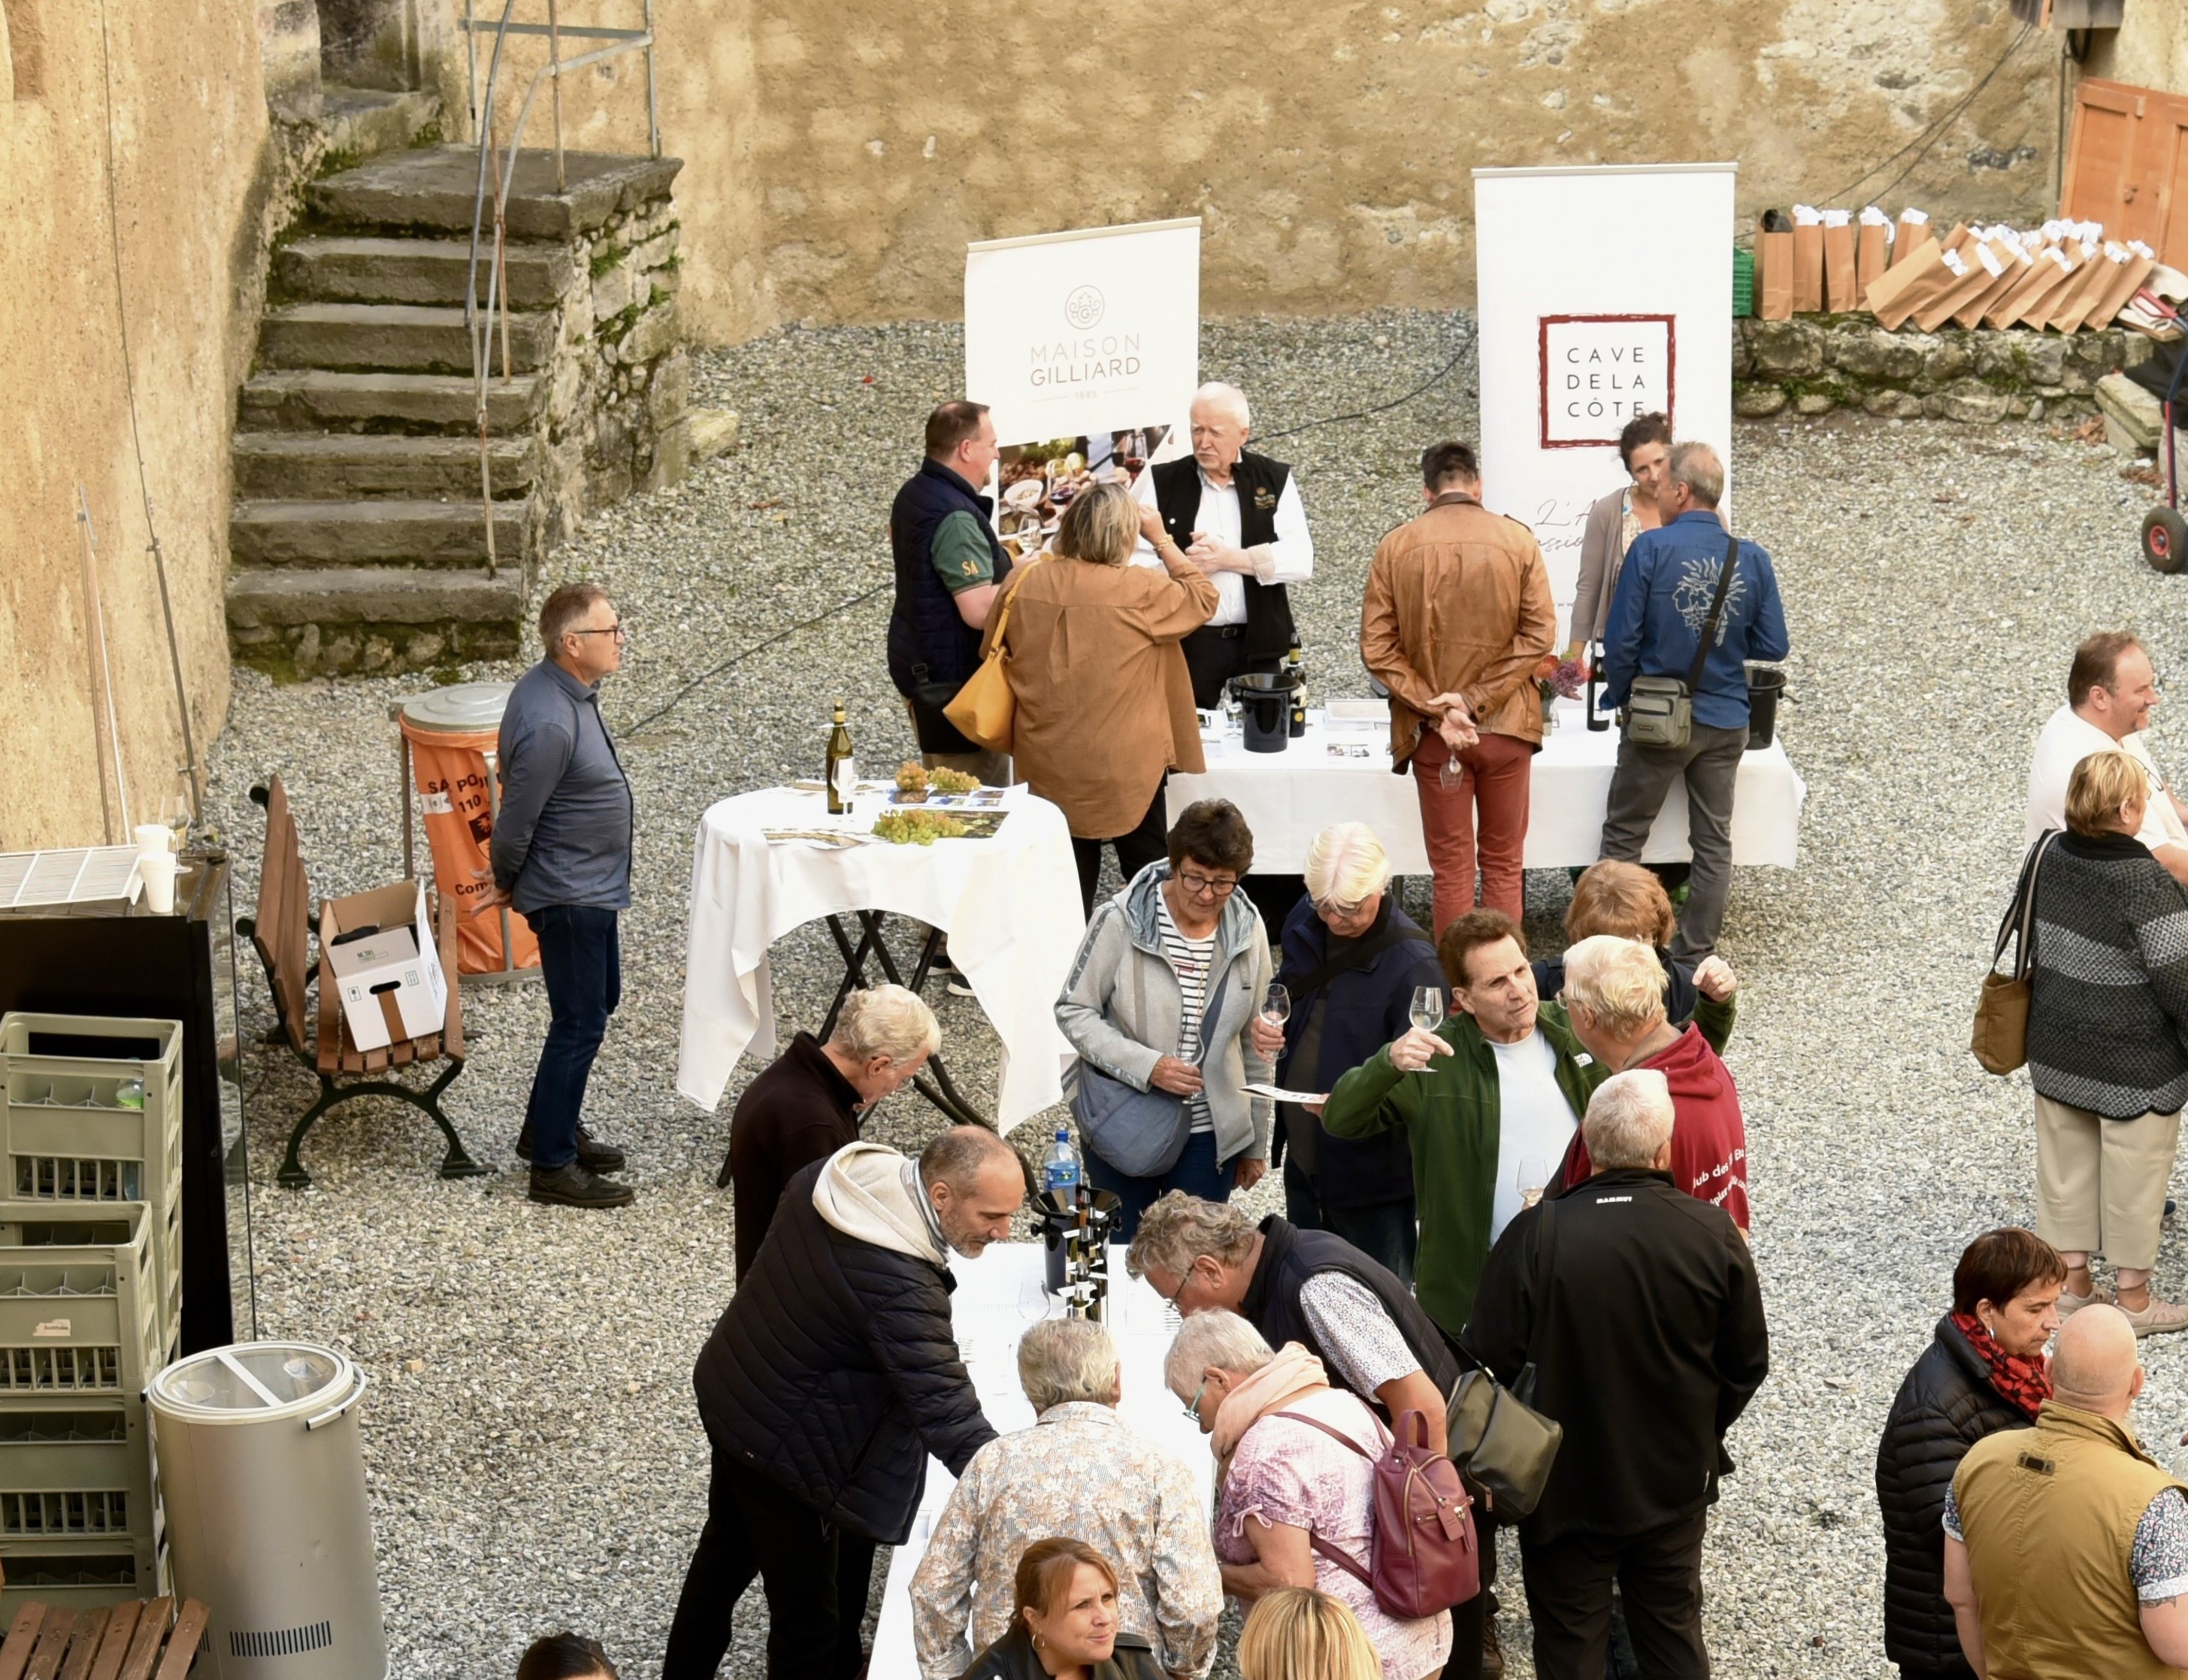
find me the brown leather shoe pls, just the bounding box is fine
[1480,1612,1504,1679]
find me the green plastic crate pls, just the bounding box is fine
[1733,247,1755,318]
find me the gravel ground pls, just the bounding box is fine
[201,309,2188,1678]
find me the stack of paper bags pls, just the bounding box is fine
[1861,215,2158,333]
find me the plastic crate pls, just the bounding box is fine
[1733,246,1755,318]
[0,1205,162,1398]
[0,1400,157,1542]
[0,1530,167,1613]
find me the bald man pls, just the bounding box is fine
[1133,382,1315,710]
[1944,1304,2188,1678]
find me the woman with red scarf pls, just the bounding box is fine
[1875,1229,2065,1680]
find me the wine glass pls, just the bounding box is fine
[1516,1153,1554,1211]
[1260,984,1291,1029]
[1409,986,1445,1034]
[1438,749,1466,791]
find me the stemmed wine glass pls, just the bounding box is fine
[1261,984,1291,1031]
[1516,1154,1554,1212]
[1409,986,1445,1034]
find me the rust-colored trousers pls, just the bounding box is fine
[1412,728,1534,934]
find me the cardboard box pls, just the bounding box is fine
[322,881,447,1052]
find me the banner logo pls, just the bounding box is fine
[1536,313,1675,450]
[1064,286,1106,330]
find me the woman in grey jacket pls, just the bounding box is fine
[1055,800,1280,1237]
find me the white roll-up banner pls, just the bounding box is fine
[1474,164,1736,637]
[965,218,1200,565]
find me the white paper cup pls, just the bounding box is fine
[138,852,177,915]
[134,823,171,857]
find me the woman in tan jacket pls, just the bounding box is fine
[989,481,1219,913]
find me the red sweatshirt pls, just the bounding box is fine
[1561,1023,1751,1229]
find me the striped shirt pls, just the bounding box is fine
[1156,894,1217,1134]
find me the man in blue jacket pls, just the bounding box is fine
[1599,442,1788,960]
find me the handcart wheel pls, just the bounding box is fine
[2142,507,2188,574]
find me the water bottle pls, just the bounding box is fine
[1043,1128,1082,1196]
[114,1079,144,1112]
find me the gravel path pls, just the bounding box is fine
[201,310,2188,1678]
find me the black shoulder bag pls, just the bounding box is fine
[1624,531,1739,750]
[1444,1200,1565,1519]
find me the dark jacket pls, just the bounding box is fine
[1240,1217,1461,1404]
[694,1158,996,1543]
[955,1623,1167,1680]
[1150,450,1296,662]
[1875,1315,2032,1674]
[728,1032,864,1279]
[1275,894,1441,1208]
[493,657,634,914]
[888,458,1014,696]
[1464,1168,1769,1544]
[2028,829,2188,1118]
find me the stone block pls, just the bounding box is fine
[2096,372,2162,453]
[1744,319,1823,378]
[1830,326,1929,382]
[1920,340,1972,386]
[1794,392,1834,416]
[622,301,681,365]
[647,350,691,425]
[1730,328,1751,381]
[1932,377,2011,424]
[2020,334,2067,387]
[1733,383,1788,418]
[634,232,677,271]
[592,262,634,323]
[1863,389,1925,419]
[1972,334,2019,380]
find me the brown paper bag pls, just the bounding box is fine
[1823,222,1860,312]
[1954,245,2031,330]
[1989,246,2076,329]
[2087,248,2159,331]
[1896,210,1932,257]
[2044,249,2117,333]
[1867,238,1946,331]
[1913,248,2007,333]
[1791,222,1825,313]
[1938,222,1975,257]
[1757,231,1795,321]
[1857,221,1893,290]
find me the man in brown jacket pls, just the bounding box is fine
[1360,440,1557,932]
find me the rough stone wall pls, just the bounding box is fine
[1732,317,2152,423]
[2085,10,2188,97]
[0,0,268,850]
[555,195,689,518]
[475,0,2063,341]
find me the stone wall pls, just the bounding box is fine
[465,0,2062,342]
[561,196,690,516]
[1733,317,2155,423]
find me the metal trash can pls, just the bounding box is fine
[149,1342,385,1679]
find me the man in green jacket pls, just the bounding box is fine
[1321,910,1602,1341]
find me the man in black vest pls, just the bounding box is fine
[1133,382,1315,711]
[887,400,1015,787]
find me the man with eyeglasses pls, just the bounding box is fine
[485,581,638,1209]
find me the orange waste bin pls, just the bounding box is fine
[399,683,540,976]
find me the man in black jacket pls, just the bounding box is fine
[1466,1070,1768,1680]
[663,1127,1026,1680]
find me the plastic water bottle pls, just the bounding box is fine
[114,1079,144,1112]
[1043,1128,1081,1196]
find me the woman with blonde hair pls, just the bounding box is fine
[2028,748,2188,1335]
[1238,1589,1384,1680]
[987,479,1219,912]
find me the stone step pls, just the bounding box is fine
[274,235,577,310]
[230,498,531,568]
[227,565,526,629]
[236,369,545,435]
[256,302,555,376]
[309,144,682,242]
[232,433,537,501]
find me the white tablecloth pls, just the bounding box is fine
[676,785,1085,1131]
[869,1243,1214,1680]
[1167,701,1806,874]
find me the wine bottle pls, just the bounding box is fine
[1287,644,1307,739]
[825,703,856,813]
[1587,640,1610,731]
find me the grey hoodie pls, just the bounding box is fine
[1055,860,1274,1167]
[813,1140,949,1264]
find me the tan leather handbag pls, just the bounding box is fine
[943,557,1043,753]
[1973,831,2056,1075]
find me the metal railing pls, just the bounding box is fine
[456,2,659,577]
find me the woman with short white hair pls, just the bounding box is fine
[1274,824,1442,1281]
[910,1318,1221,1680]
[1164,1311,1451,1680]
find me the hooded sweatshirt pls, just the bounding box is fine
[1562,1024,1750,1230]
[813,1140,949,1264]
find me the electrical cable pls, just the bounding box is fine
[94,0,203,830]
[1820,22,2035,207]
[1251,338,1473,443]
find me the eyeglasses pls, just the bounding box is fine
[1162,1265,1194,1305]
[1184,1377,1209,1422]
[570,622,628,641]
[1177,870,1238,899]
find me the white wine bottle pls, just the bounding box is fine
[825,703,856,815]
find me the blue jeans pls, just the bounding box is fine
[524,904,620,1170]
[1282,1157,1418,1287]
[1085,1129,1239,1242]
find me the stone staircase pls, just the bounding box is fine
[228,145,705,678]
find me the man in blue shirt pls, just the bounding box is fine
[484,581,637,1208]
[1598,442,1788,960]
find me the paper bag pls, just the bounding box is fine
[2042,245,2113,333]
[1823,216,1860,312]
[1791,210,1825,314]
[1896,208,1932,258]
[1757,230,1795,321]
[1867,237,1946,331]
[1857,208,1894,290]
[1912,247,2002,333]
[1987,245,2075,330]
[1954,241,2031,329]
[2087,244,2159,331]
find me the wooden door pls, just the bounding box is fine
[2062,77,2188,270]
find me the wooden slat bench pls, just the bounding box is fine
[237,777,488,1188]
[0,1596,206,1680]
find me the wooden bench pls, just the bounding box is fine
[238,777,487,1189]
[0,1595,207,1680]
